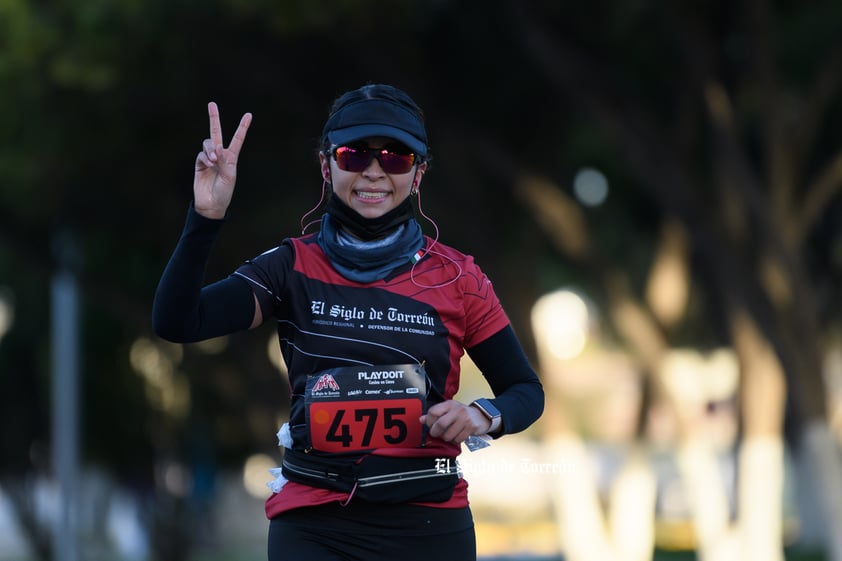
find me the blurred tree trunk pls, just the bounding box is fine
[516,165,788,561]
[2,476,52,561]
[545,435,656,561]
[675,312,786,561]
[509,3,842,559]
[533,284,658,561]
[732,312,786,561]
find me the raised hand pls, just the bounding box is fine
[194,102,252,219]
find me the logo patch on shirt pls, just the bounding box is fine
[311,373,340,393]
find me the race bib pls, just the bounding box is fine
[305,364,428,453]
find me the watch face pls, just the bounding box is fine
[475,398,501,419]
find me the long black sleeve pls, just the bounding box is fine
[466,325,544,436]
[152,204,255,343]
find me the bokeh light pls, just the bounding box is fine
[242,453,276,499]
[573,167,609,207]
[129,337,190,418]
[531,289,591,360]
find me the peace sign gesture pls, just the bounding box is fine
[194,102,252,219]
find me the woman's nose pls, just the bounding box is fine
[361,155,386,177]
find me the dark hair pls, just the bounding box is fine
[320,84,429,162]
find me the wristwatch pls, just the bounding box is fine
[470,398,501,424]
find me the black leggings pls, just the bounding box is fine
[268,501,476,561]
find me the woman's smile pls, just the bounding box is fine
[321,136,424,219]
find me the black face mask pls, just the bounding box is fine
[325,194,415,241]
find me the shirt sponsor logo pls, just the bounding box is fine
[309,300,438,330]
[358,370,405,381]
[312,373,340,392]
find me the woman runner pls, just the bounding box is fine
[153,83,544,561]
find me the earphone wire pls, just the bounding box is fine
[301,177,462,288]
[300,179,328,234]
[410,188,463,289]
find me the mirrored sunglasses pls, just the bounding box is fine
[332,144,418,175]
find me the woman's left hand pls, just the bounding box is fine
[420,400,492,444]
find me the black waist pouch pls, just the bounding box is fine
[281,448,460,504]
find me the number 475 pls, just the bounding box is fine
[326,407,408,448]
